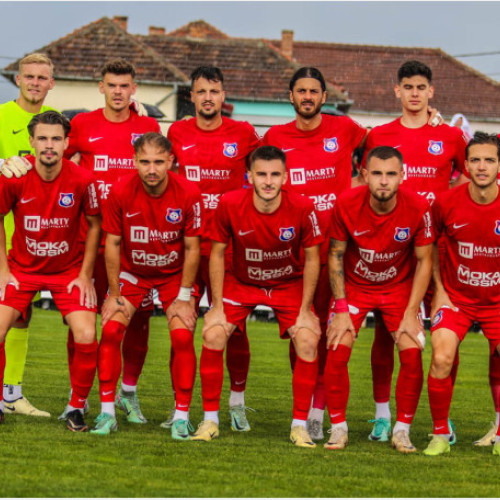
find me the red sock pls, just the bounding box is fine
[67,329,75,384]
[427,374,453,434]
[311,333,328,410]
[170,328,196,411]
[97,321,126,402]
[371,316,394,403]
[0,341,5,400]
[324,344,351,424]
[293,356,318,420]
[395,348,423,424]
[200,346,224,412]
[226,325,250,392]
[122,309,151,386]
[489,353,500,413]
[70,341,98,408]
[289,340,297,372]
[450,350,459,387]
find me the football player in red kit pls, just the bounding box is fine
[193,146,323,447]
[423,132,500,456]
[361,60,468,443]
[0,111,101,431]
[261,67,367,440]
[167,66,260,431]
[325,146,433,453]
[63,59,161,423]
[91,133,203,438]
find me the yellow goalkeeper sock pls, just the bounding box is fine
[4,327,29,386]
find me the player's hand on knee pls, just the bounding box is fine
[289,308,321,338]
[0,271,19,300]
[67,275,97,308]
[395,311,426,350]
[326,312,356,350]
[167,297,198,332]
[202,306,231,338]
[129,99,148,117]
[1,156,32,179]
[101,294,130,327]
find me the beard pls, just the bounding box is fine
[292,99,322,119]
[371,189,397,203]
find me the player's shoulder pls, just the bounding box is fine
[282,189,314,209]
[167,116,196,135]
[370,118,400,136]
[63,158,95,183]
[130,112,160,129]
[220,187,249,205]
[338,184,368,205]
[436,183,468,207]
[399,186,432,211]
[70,109,102,127]
[222,116,254,132]
[168,170,201,194]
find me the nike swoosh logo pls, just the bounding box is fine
[4,405,15,411]
[12,129,23,135]
[238,230,254,236]
[89,137,103,143]
[126,212,141,218]
[20,197,36,204]
[354,229,370,236]
[102,390,114,396]
[453,223,468,229]
[282,148,295,153]
[182,144,196,150]
[393,145,402,149]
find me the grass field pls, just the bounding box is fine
[1,308,499,497]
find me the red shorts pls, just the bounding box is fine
[118,271,199,313]
[431,304,500,354]
[94,253,154,312]
[196,252,234,305]
[222,272,303,338]
[329,282,413,333]
[1,269,97,320]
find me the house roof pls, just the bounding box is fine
[1,17,348,106]
[267,39,500,120]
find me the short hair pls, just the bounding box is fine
[397,60,432,83]
[250,145,286,169]
[101,58,136,78]
[133,132,172,155]
[465,131,500,160]
[289,67,326,92]
[18,53,54,75]
[190,66,224,87]
[27,110,70,138]
[365,146,403,167]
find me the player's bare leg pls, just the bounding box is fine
[63,311,98,433]
[491,343,500,456]
[423,328,460,455]
[391,331,423,454]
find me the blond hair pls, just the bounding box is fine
[18,53,54,75]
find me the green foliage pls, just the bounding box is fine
[0,310,497,497]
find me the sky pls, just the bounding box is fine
[1,0,500,101]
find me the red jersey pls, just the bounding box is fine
[65,109,160,204]
[262,114,366,215]
[331,185,434,292]
[167,116,260,255]
[211,188,323,287]
[363,119,467,204]
[0,157,100,274]
[433,183,500,307]
[102,171,203,278]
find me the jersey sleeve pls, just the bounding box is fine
[300,202,324,248]
[452,129,468,174]
[210,194,231,244]
[183,185,204,238]
[82,180,101,216]
[431,196,445,237]
[329,200,350,242]
[360,129,375,168]
[413,204,435,247]
[0,176,18,215]
[101,186,122,236]
[64,114,83,159]
[346,116,367,150]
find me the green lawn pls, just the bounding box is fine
[0,308,498,497]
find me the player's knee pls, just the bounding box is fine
[431,349,455,376]
[101,320,126,347]
[202,325,227,350]
[294,330,318,360]
[171,328,194,352]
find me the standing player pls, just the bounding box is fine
[193,146,323,447]
[361,60,468,443]
[325,146,433,452]
[91,133,203,438]
[62,58,161,423]
[0,53,56,417]
[167,66,260,431]
[0,111,101,431]
[261,67,367,440]
[423,132,500,456]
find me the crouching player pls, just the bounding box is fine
[325,146,434,452]
[195,145,323,447]
[0,111,101,431]
[424,132,500,456]
[93,132,203,439]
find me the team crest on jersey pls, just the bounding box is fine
[223,143,238,158]
[495,220,500,236]
[166,208,182,224]
[323,137,338,153]
[428,140,444,155]
[279,227,295,241]
[131,133,143,145]
[431,310,443,328]
[394,227,410,242]
[58,193,74,207]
